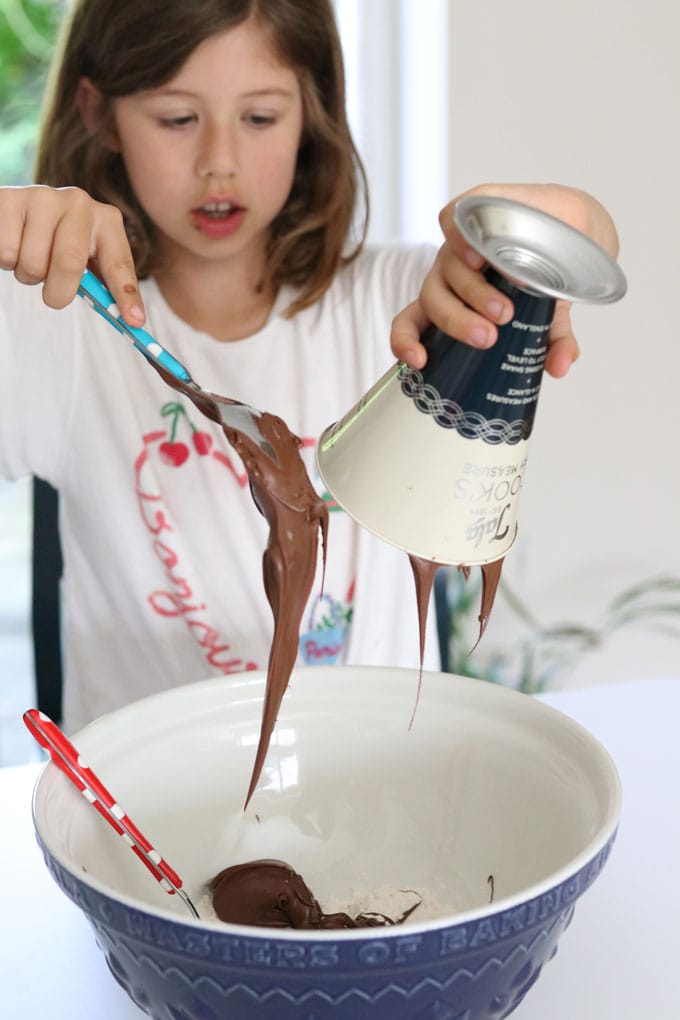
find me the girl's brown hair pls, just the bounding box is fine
[36,0,368,313]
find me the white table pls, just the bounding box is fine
[2,679,678,1018]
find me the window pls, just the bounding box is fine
[0,0,61,766]
[334,0,449,244]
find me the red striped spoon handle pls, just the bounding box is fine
[23,709,199,919]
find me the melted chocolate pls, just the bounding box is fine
[477,558,505,647]
[409,555,504,654]
[407,555,505,723]
[407,555,440,729]
[407,554,503,665]
[154,368,328,809]
[152,363,503,808]
[209,859,421,929]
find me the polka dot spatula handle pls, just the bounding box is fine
[23,708,200,919]
[77,269,277,459]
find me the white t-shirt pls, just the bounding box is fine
[0,243,440,732]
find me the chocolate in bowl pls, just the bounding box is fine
[31,665,620,1020]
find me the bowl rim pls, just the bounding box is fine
[32,666,622,941]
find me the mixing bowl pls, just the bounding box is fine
[31,666,620,1019]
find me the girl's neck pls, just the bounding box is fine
[153,256,277,342]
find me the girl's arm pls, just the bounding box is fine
[0,185,146,327]
[390,182,621,379]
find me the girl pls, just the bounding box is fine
[0,0,619,733]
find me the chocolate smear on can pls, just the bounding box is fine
[209,859,421,929]
[154,366,328,809]
[408,556,504,727]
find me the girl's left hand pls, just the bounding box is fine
[390,182,620,379]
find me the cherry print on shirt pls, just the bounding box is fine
[192,430,213,455]
[159,402,190,466]
[134,403,256,678]
[157,402,247,484]
[135,408,353,675]
[159,401,214,466]
[159,441,189,466]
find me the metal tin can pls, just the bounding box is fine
[317,196,626,566]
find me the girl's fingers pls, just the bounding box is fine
[419,253,513,350]
[390,300,431,368]
[0,186,145,326]
[38,192,97,306]
[434,254,514,335]
[545,300,579,378]
[395,287,579,380]
[393,250,518,366]
[0,193,30,274]
[89,204,145,326]
[1,186,70,285]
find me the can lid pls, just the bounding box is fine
[454,196,627,303]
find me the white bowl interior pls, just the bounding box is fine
[33,667,620,926]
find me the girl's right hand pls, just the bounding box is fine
[0,185,146,326]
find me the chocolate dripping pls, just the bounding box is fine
[407,554,505,726]
[154,368,328,810]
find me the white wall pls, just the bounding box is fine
[445,0,680,687]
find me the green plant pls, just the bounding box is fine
[445,570,680,694]
[0,0,63,183]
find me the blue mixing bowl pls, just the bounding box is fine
[32,666,621,1020]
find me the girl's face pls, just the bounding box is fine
[109,18,304,283]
